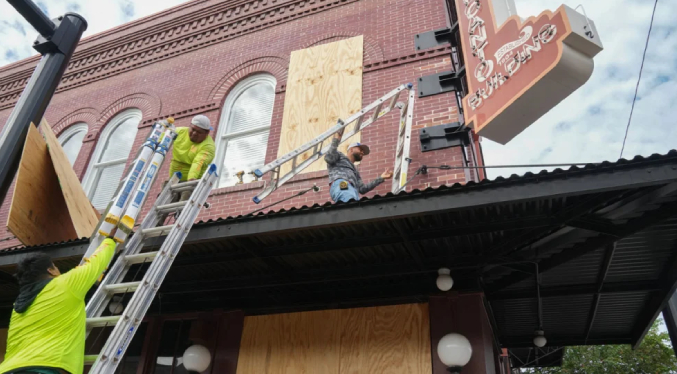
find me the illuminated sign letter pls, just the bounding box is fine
[455,0,603,144]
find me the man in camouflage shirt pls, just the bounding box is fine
[324,128,392,203]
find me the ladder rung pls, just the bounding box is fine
[141,224,175,238]
[124,251,159,264]
[371,103,383,122]
[87,316,121,328]
[156,201,187,214]
[104,281,142,294]
[84,355,98,365]
[170,180,199,192]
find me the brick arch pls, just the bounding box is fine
[208,56,289,102]
[96,92,162,132]
[51,107,100,136]
[303,33,384,64]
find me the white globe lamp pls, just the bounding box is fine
[533,330,547,347]
[183,344,211,372]
[108,297,124,315]
[436,268,454,291]
[437,333,472,373]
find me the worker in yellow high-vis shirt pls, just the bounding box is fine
[0,238,117,374]
[168,115,216,201]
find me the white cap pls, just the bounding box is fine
[191,115,213,131]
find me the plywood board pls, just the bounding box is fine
[237,310,342,374]
[236,304,431,374]
[339,304,432,374]
[41,118,99,237]
[7,123,77,246]
[277,36,363,175]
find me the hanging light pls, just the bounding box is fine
[533,330,547,347]
[436,268,454,291]
[183,344,211,372]
[437,333,472,373]
[108,296,124,315]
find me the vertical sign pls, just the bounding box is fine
[455,0,603,144]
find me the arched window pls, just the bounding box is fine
[215,74,276,187]
[58,122,87,166]
[83,109,141,209]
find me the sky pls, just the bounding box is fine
[0,0,675,179]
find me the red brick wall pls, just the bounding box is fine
[0,0,475,250]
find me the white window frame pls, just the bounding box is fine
[82,109,141,204]
[58,122,88,165]
[215,74,276,187]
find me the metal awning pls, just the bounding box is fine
[1,151,676,357]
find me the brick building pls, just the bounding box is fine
[0,0,676,373]
[0,0,476,251]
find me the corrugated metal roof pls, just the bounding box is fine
[0,150,676,359]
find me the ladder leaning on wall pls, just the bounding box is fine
[79,82,415,373]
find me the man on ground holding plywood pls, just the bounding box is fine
[325,128,392,203]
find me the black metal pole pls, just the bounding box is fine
[0,0,87,203]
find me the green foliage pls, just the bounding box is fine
[519,320,677,374]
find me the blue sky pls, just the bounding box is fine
[0,0,675,179]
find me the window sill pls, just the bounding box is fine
[210,181,266,196]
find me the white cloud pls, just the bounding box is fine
[0,0,187,67]
[0,0,674,181]
[481,0,677,178]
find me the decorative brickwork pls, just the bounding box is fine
[0,0,480,250]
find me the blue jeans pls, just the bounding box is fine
[330,179,360,203]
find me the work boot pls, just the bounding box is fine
[180,190,191,202]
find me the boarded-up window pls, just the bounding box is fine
[216,74,275,187]
[237,304,431,374]
[83,109,140,209]
[277,36,363,175]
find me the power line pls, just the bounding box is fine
[620,0,658,159]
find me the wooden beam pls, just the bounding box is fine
[7,123,77,246]
[40,118,99,237]
[211,310,244,374]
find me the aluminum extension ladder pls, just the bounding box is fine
[77,119,218,372]
[83,167,217,372]
[252,83,416,203]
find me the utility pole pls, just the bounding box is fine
[0,0,87,203]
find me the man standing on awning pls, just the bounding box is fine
[0,238,117,374]
[168,114,216,201]
[325,128,392,203]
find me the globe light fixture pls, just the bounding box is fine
[437,333,472,373]
[533,330,547,347]
[183,344,211,372]
[436,268,454,291]
[108,296,124,315]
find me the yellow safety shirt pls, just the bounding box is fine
[0,239,116,374]
[168,127,215,181]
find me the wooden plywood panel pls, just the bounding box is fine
[236,304,431,374]
[277,36,363,175]
[7,123,77,246]
[237,310,342,374]
[41,119,99,238]
[339,304,432,374]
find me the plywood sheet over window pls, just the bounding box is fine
[236,303,432,374]
[277,36,363,175]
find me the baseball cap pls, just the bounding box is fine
[191,115,213,131]
[348,142,370,155]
